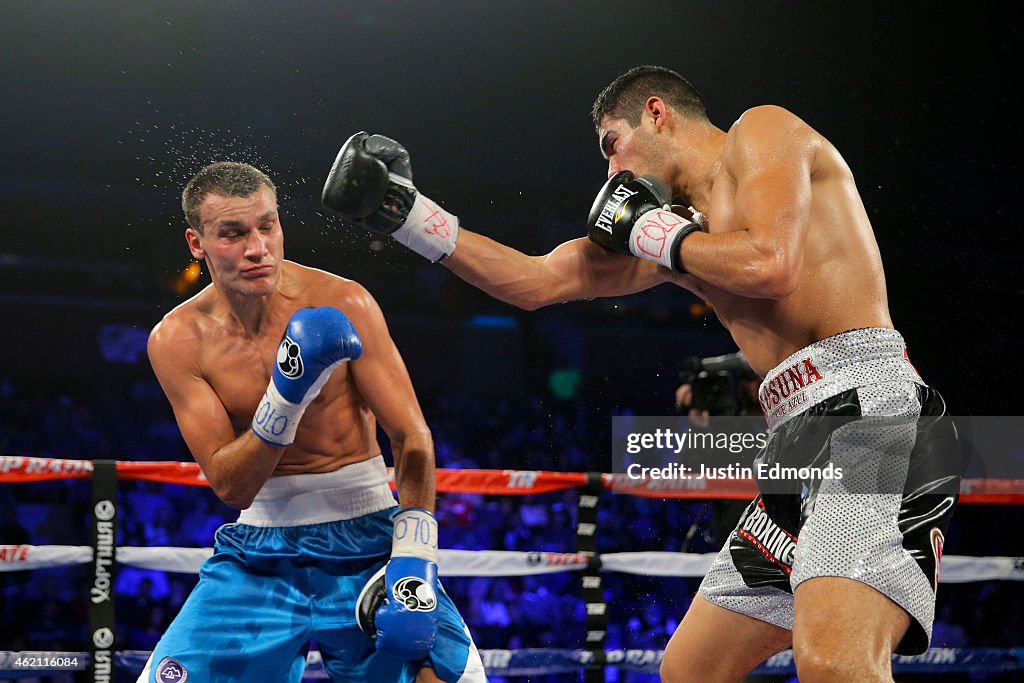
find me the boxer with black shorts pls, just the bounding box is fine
[322,65,960,683]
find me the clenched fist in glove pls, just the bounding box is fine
[587,170,701,272]
[322,132,459,263]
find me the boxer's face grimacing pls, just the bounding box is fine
[187,185,284,297]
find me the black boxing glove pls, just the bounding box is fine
[587,171,701,272]
[322,132,459,262]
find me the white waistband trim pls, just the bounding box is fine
[236,455,397,527]
[757,328,924,431]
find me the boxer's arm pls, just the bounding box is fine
[342,285,440,660]
[148,318,284,508]
[675,106,814,299]
[343,285,435,512]
[321,131,705,305]
[444,232,684,310]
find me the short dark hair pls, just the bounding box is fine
[182,162,276,231]
[591,65,708,129]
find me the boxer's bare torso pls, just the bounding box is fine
[151,184,431,509]
[154,262,378,475]
[441,107,892,378]
[671,106,893,376]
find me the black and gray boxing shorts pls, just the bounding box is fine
[699,327,960,655]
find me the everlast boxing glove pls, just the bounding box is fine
[321,132,459,262]
[587,170,701,272]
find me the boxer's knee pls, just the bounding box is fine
[659,655,746,683]
[659,633,761,683]
[660,593,790,683]
[659,655,698,683]
[658,654,684,683]
[792,577,907,683]
[792,618,896,683]
[794,642,891,683]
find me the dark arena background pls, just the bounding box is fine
[2,3,1023,682]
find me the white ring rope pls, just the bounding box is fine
[2,544,1021,582]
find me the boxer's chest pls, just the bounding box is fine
[200,331,280,429]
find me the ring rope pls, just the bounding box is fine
[3,455,1022,679]
[2,456,1022,503]
[2,545,1021,582]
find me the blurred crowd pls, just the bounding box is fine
[1,376,1022,683]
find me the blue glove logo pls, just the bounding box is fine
[392,577,437,612]
[276,337,304,379]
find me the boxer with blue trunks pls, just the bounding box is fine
[138,460,483,682]
[142,161,484,682]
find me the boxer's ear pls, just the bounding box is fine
[185,227,205,260]
[645,96,669,130]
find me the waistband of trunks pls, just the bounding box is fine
[758,327,924,431]
[236,455,398,527]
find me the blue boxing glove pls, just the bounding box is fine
[360,508,439,661]
[251,307,362,446]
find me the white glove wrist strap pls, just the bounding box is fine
[391,508,439,562]
[629,209,697,271]
[390,187,460,263]
[251,381,305,446]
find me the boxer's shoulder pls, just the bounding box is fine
[730,105,807,135]
[724,106,820,160]
[283,261,381,319]
[147,299,206,376]
[148,285,243,377]
[149,289,209,347]
[283,260,361,295]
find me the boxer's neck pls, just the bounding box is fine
[671,124,725,211]
[221,290,275,336]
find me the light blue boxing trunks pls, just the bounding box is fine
[138,456,486,682]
